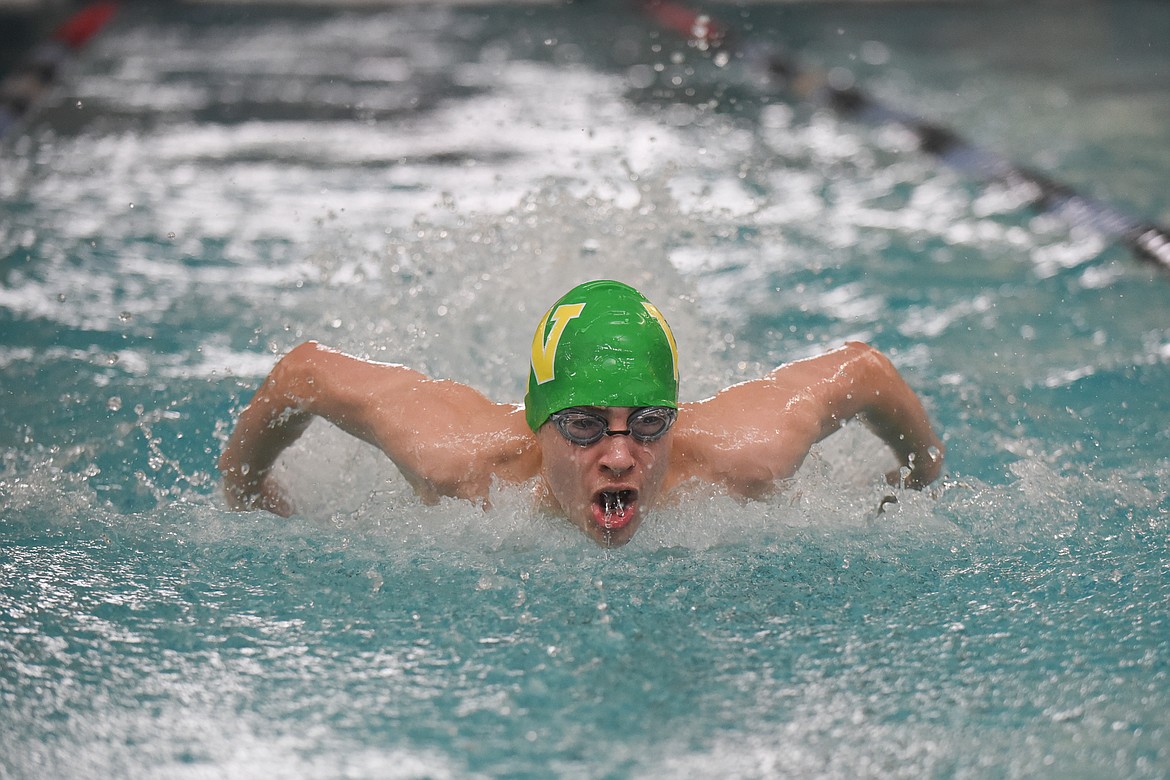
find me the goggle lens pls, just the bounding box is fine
[550,407,676,446]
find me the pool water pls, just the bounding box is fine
[2,1,1169,777]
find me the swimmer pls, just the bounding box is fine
[219,280,944,546]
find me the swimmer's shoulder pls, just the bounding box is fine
[671,382,827,497]
[669,399,791,499]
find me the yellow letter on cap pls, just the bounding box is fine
[530,303,586,385]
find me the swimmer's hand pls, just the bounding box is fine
[221,467,295,517]
[219,342,319,517]
[884,443,944,491]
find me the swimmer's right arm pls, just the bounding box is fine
[219,342,324,514]
[218,341,432,515]
[219,341,535,514]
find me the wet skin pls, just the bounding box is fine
[535,407,673,547]
[220,341,945,546]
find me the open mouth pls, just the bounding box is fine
[593,489,637,530]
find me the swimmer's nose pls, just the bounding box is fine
[598,431,635,474]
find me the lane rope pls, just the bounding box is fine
[636,0,1170,272]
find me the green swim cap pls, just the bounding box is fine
[524,280,679,433]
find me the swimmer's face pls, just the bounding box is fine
[536,407,673,547]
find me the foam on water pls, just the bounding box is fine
[5,450,1166,778]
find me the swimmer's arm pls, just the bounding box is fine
[219,341,534,514]
[219,341,349,514]
[677,342,943,496]
[775,341,945,488]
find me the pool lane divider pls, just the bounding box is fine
[0,1,119,140]
[635,0,1170,273]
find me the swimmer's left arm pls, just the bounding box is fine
[677,342,943,496]
[776,341,945,488]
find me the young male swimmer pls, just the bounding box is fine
[219,280,944,546]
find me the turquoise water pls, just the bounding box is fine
[3,1,1169,777]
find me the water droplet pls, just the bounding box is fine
[167,232,176,240]
[107,396,122,412]
[119,311,132,323]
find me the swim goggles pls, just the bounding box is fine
[548,407,677,447]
